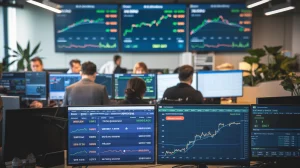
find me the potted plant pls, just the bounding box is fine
[3,41,41,72]
[281,73,300,96]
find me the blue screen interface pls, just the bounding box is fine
[114,74,157,99]
[121,4,186,52]
[55,4,119,52]
[251,105,300,158]
[189,4,252,51]
[158,105,250,163]
[68,106,155,165]
[0,73,26,97]
[24,72,47,100]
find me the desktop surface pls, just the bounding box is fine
[251,105,300,160]
[197,70,243,98]
[114,74,157,100]
[67,106,156,165]
[157,105,250,165]
[157,73,197,99]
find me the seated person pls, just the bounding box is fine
[133,62,148,74]
[161,65,204,104]
[119,77,148,104]
[67,59,81,74]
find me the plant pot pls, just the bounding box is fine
[237,80,291,104]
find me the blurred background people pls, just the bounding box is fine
[119,77,148,104]
[133,62,148,74]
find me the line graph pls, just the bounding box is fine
[191,42,250,49]
[190,15,244,35]
[71,127,96,133]
[123,14,172,36]
[161,121,241,157]
[57,18,105,33]
[70,150,87,156]
[58,42,117,49]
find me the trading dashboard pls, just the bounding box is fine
[189,4,252,51]
[0,73,26,97]
[121,4,186,52]
[157,73,197,99]
[114,74,157,100]
[24,72,47,100]
[55,4,119,52]
[251,105,300,159]
[68,106,155,165]
[49,74,113,100]
[157,105,250,164]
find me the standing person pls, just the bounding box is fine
[63,61,109,106]
[161,65,204,104]
[119,77,148,104]
[67,59,81,74]
[133,62,148,74]
[99,55,122,74]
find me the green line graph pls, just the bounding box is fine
[123,14,172,36]
[191,42,250,49]
[57,18,104,33]
[70,150,87,156]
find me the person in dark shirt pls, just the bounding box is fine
[119,77,148,104]
[161,65,204,104]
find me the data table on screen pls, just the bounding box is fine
[189,4,252,52]
[24,72,47,100]
[0,73,26,97]
[55,4,119,52]
[68,106,155,165]
[157,105,250,164]
[121,4,186,52]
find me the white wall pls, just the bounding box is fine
[13,4,298,70]
[0,7,4,60]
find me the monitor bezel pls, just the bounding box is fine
[250,104,300,162]
[197,70,244,98]
[156,104,250,166]
[113,73,158,100]
[66,105,157,166]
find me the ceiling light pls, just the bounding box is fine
[264,2,295,16]
[247,0,271,8]
[27,0,61,13]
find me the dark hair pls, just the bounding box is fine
[173,67,180,73]
[125,77,146,98]
[113,55,121,64]
[30,57,43,65]
[81,61,97,75]
[69,59,81,67]
[179,65,194,81]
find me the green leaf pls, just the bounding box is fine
[17,59,25,71]
[30,42,41,57]
[27,41,30,56]
[264,46,282,55]
[7,60,18,66]
[247,49,266,57]
[16,42,24,57]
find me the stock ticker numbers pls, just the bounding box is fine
[55,4,119,52]
[158,105,250,163]
[189,4,252,52]
[121,4,186,52]
[68,107,155,165]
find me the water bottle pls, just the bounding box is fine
[25,153,36,168]
[11,157,22,168]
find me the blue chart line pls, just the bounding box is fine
[162,121,241,156]
[70,150,87,156]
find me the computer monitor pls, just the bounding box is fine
[49,74,113,100]
[157,105,250,166]
[1,96,21,112]
[256,96,300,105]
[251,105,300,163]
[114,74,157,100]
[67,105,156,165]
[0,72,26,97]
[23,72,47,100]
[197,70,243,98]
[157,73,197,99]
[2,108,66,163]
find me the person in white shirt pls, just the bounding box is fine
[99,55,122,74]
[67,59,81,74]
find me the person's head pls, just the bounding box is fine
[133,62,148,74]
[179,65,194,85]
[69,59,81,74]
[30,57,43,72]
[125,77,147,98]
[80,61,97,80]
[114,55,122,66]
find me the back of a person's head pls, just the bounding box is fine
[125,77,146,98]
[113,55,121,64]
[81,61,97,75]
[133,62,148,74]
[179,65,194,82]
